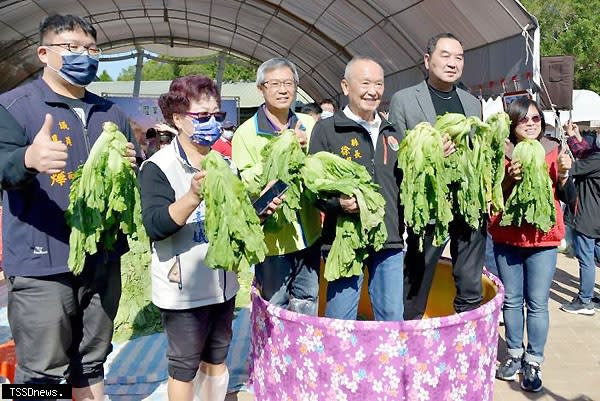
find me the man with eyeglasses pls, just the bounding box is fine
[0,14,140,400]
[388,33,486,320]
[231,57,322,315]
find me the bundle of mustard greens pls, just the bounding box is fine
[66,121,145,275]
[259,129,309,231]
[434,112,509,229]
[399,122,453,249]
[302,152,387,281]
[500,139,556,232]
[199,151,267,272]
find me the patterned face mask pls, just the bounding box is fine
[188,116,222,146]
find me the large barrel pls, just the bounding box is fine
[250,259,503,401]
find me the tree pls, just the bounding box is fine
[97,70,113,82]
[117,60,177,81]
[522,0,600,92]
[116,53,257,82]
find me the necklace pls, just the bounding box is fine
[431,91,453,100]
[428,84,454,100]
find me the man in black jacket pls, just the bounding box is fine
[309,56,405,321]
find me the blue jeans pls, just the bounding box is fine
[254,242,320,315]
[495,244,557,364]
[325,248,404,321]
[485,231,499,278]
[572,230,600,303]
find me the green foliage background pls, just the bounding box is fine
[116,54,256,82]
[521,0,600,92]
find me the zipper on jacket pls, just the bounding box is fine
[382,136,388,165]
[67,107,92,156]
[223,269,227,300]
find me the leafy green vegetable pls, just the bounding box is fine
[259,129,309,231]
[200,151,267,272]
[485,112,510,212]
[113,238,161,342]
[434,112,508,229]
[66,121,145,275]
[501,139,556,232]
[302,152,387,281]
[398,122,453,248]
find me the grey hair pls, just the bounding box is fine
[343,56,381,80]
[255,58,300,87]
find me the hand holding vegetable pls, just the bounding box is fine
[293,120,307,147]
[441,133,456,157]
[124,142,137,168]
[25,113,68,174]
[340,194,359,214]
[188,171,207,204]
[507,161,522,181]
[501,139,555,232]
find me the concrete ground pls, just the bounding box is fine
[226,251,600,401]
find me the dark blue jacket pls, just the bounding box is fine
[0,78,137,277]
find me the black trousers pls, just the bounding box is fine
[404,216,487,320]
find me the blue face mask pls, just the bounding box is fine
[189,116,222,146]
[49,52,99,87]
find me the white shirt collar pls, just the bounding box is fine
[342,105,381,127]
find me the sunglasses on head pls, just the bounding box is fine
[518,115,541,124]
[184,111,227,123]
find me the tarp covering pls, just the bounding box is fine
[0,0,538,103]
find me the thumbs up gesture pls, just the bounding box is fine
[24,114,68,174]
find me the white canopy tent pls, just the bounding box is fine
[0,0,540,104]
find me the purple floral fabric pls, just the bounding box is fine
[250,272,503,401]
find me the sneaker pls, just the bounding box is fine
[521,361,543,392]
[496,356,522,381]
[560,297,595,315]
[592,296,600,310]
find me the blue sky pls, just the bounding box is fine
[98,58,136,80]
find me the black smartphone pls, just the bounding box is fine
[253,179,289,215]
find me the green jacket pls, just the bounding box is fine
[232,105,321,256]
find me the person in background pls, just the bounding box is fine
[146,123,177,158]
[0,14,139,400]
[212,120,236,158]
[232,57,322,315]
[319,98,337,119]
[309,57,405,321]
[559,121,600,314]
[301,102,323,122]
[491,98,575,393]
[130,119,148,159]
[388,32,485,320]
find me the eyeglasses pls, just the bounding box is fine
[518,115,541,124]
[261,80,296,90]
[45,43,102,58]
[184,111,227,123]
